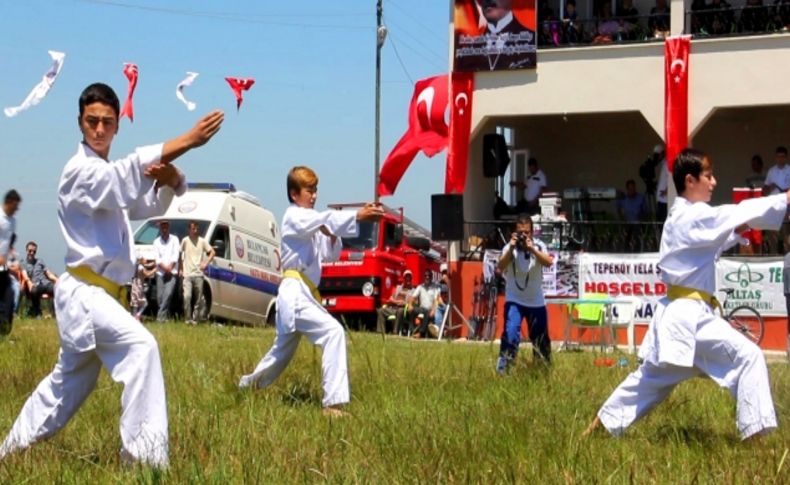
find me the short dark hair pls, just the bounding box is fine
[79,83,120,119]
[752,154,763,164]
[625,179,636,187]
[515,213,534,230]
[189,220,199,228]
[776,146,788,156]
[672,148,709,195]
[527,157,538,166]
[26,241,37,250]
[4,189,21,204]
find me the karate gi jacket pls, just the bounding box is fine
[640,194,787,367]
[57,143,185,352]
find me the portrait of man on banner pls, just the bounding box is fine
[454,0,537,72]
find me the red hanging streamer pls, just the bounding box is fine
[120,63,138,122]
[225,77,255,110]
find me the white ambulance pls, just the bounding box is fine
[134,183,281,326]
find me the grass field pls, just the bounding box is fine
[0,318,788,483]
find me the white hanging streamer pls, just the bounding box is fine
[175,71,199,111]
[4,50,66,118]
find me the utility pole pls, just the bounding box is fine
[374,0,387,203]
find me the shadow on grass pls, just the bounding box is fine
[281,381,321,407]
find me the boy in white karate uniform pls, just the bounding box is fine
[585,148,786,440]
[0,83,223,466]
[239,166,383,416]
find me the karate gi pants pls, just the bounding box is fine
[239,299,350,408]
[0,278,169,466]
[597,317,777,440]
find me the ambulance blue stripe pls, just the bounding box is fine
[205,266,279,296]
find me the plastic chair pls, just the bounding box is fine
[562,293,609,351]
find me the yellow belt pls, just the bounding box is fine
[67,265,129,310]
[667,285,722,314]
[283,269,322,302]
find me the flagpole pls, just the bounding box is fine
[374,0,385,203]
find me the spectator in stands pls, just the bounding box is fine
[648,0,671,37]
[593,1,620,43]
[773,0,790,30]
[562,0,584,44]
[618,179,648,223]
[763,146,790,253]
[153,220,180,321]
[619,0,641,40]
[763,146,790,195]
[410,269,440,339]
[376,269,414,335]
[21,241,57,318]
[511,157,547,215]
[740,0,769,32]
[745,154,766,189]
[707,0,735,35]
[618,179,648,251]
[690,0,710,34]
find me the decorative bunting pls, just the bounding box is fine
[176,71,199,111]
[225,77,255,110]
[120,63,138,122]
[4,50,66,118]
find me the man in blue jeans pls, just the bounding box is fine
[496,214,554,374]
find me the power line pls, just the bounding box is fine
[387,0,448,44]
[75,0,373,29]
[386,31,446,72]
[387,34,414,85]
[385,17,448,65]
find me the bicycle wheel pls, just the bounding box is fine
[727,305,764,345]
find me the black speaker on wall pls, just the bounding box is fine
[483,133,510,178]
[431,194,464,241]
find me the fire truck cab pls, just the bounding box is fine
[319,204,443,329]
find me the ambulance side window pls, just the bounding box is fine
[211,225,230,260]
[383,222,399,249]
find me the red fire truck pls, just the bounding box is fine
[319,204,444,329]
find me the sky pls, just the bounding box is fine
[0,0,452,271]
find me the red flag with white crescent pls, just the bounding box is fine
[378,74,449,197]
[120,63,138,122]
[446,71,474,194]
[665,36,690,172]
[225,77,255,110]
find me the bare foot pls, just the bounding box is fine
[322,406,350,418]
[582,416,601,438]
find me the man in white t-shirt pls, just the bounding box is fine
[153,220,180,321]
[511,157,547,215]
[409,269,441,338]
[763,146,790,196]
[0,190,21,334]
[496,214,555,374]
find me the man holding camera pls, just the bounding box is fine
[496,214,554,374]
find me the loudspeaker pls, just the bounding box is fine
[483,133,510,178]
[431,194,464,241]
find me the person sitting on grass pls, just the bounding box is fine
[238,166,383,417]
[584,148,785,440]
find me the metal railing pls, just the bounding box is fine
[685,4,790,37]
[537,13,668,49]
[462,219,790,257]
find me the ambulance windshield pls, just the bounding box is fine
[134,219,211,244]
[341,221,379,250]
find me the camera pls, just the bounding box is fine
[516,232,530,245]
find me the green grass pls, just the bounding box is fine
[1,318,789,483]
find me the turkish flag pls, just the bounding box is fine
[664,36,690,172]
[445,71,474,194]
[225,77,255,110]
[120,63,138,122]
[378,75,449,197]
